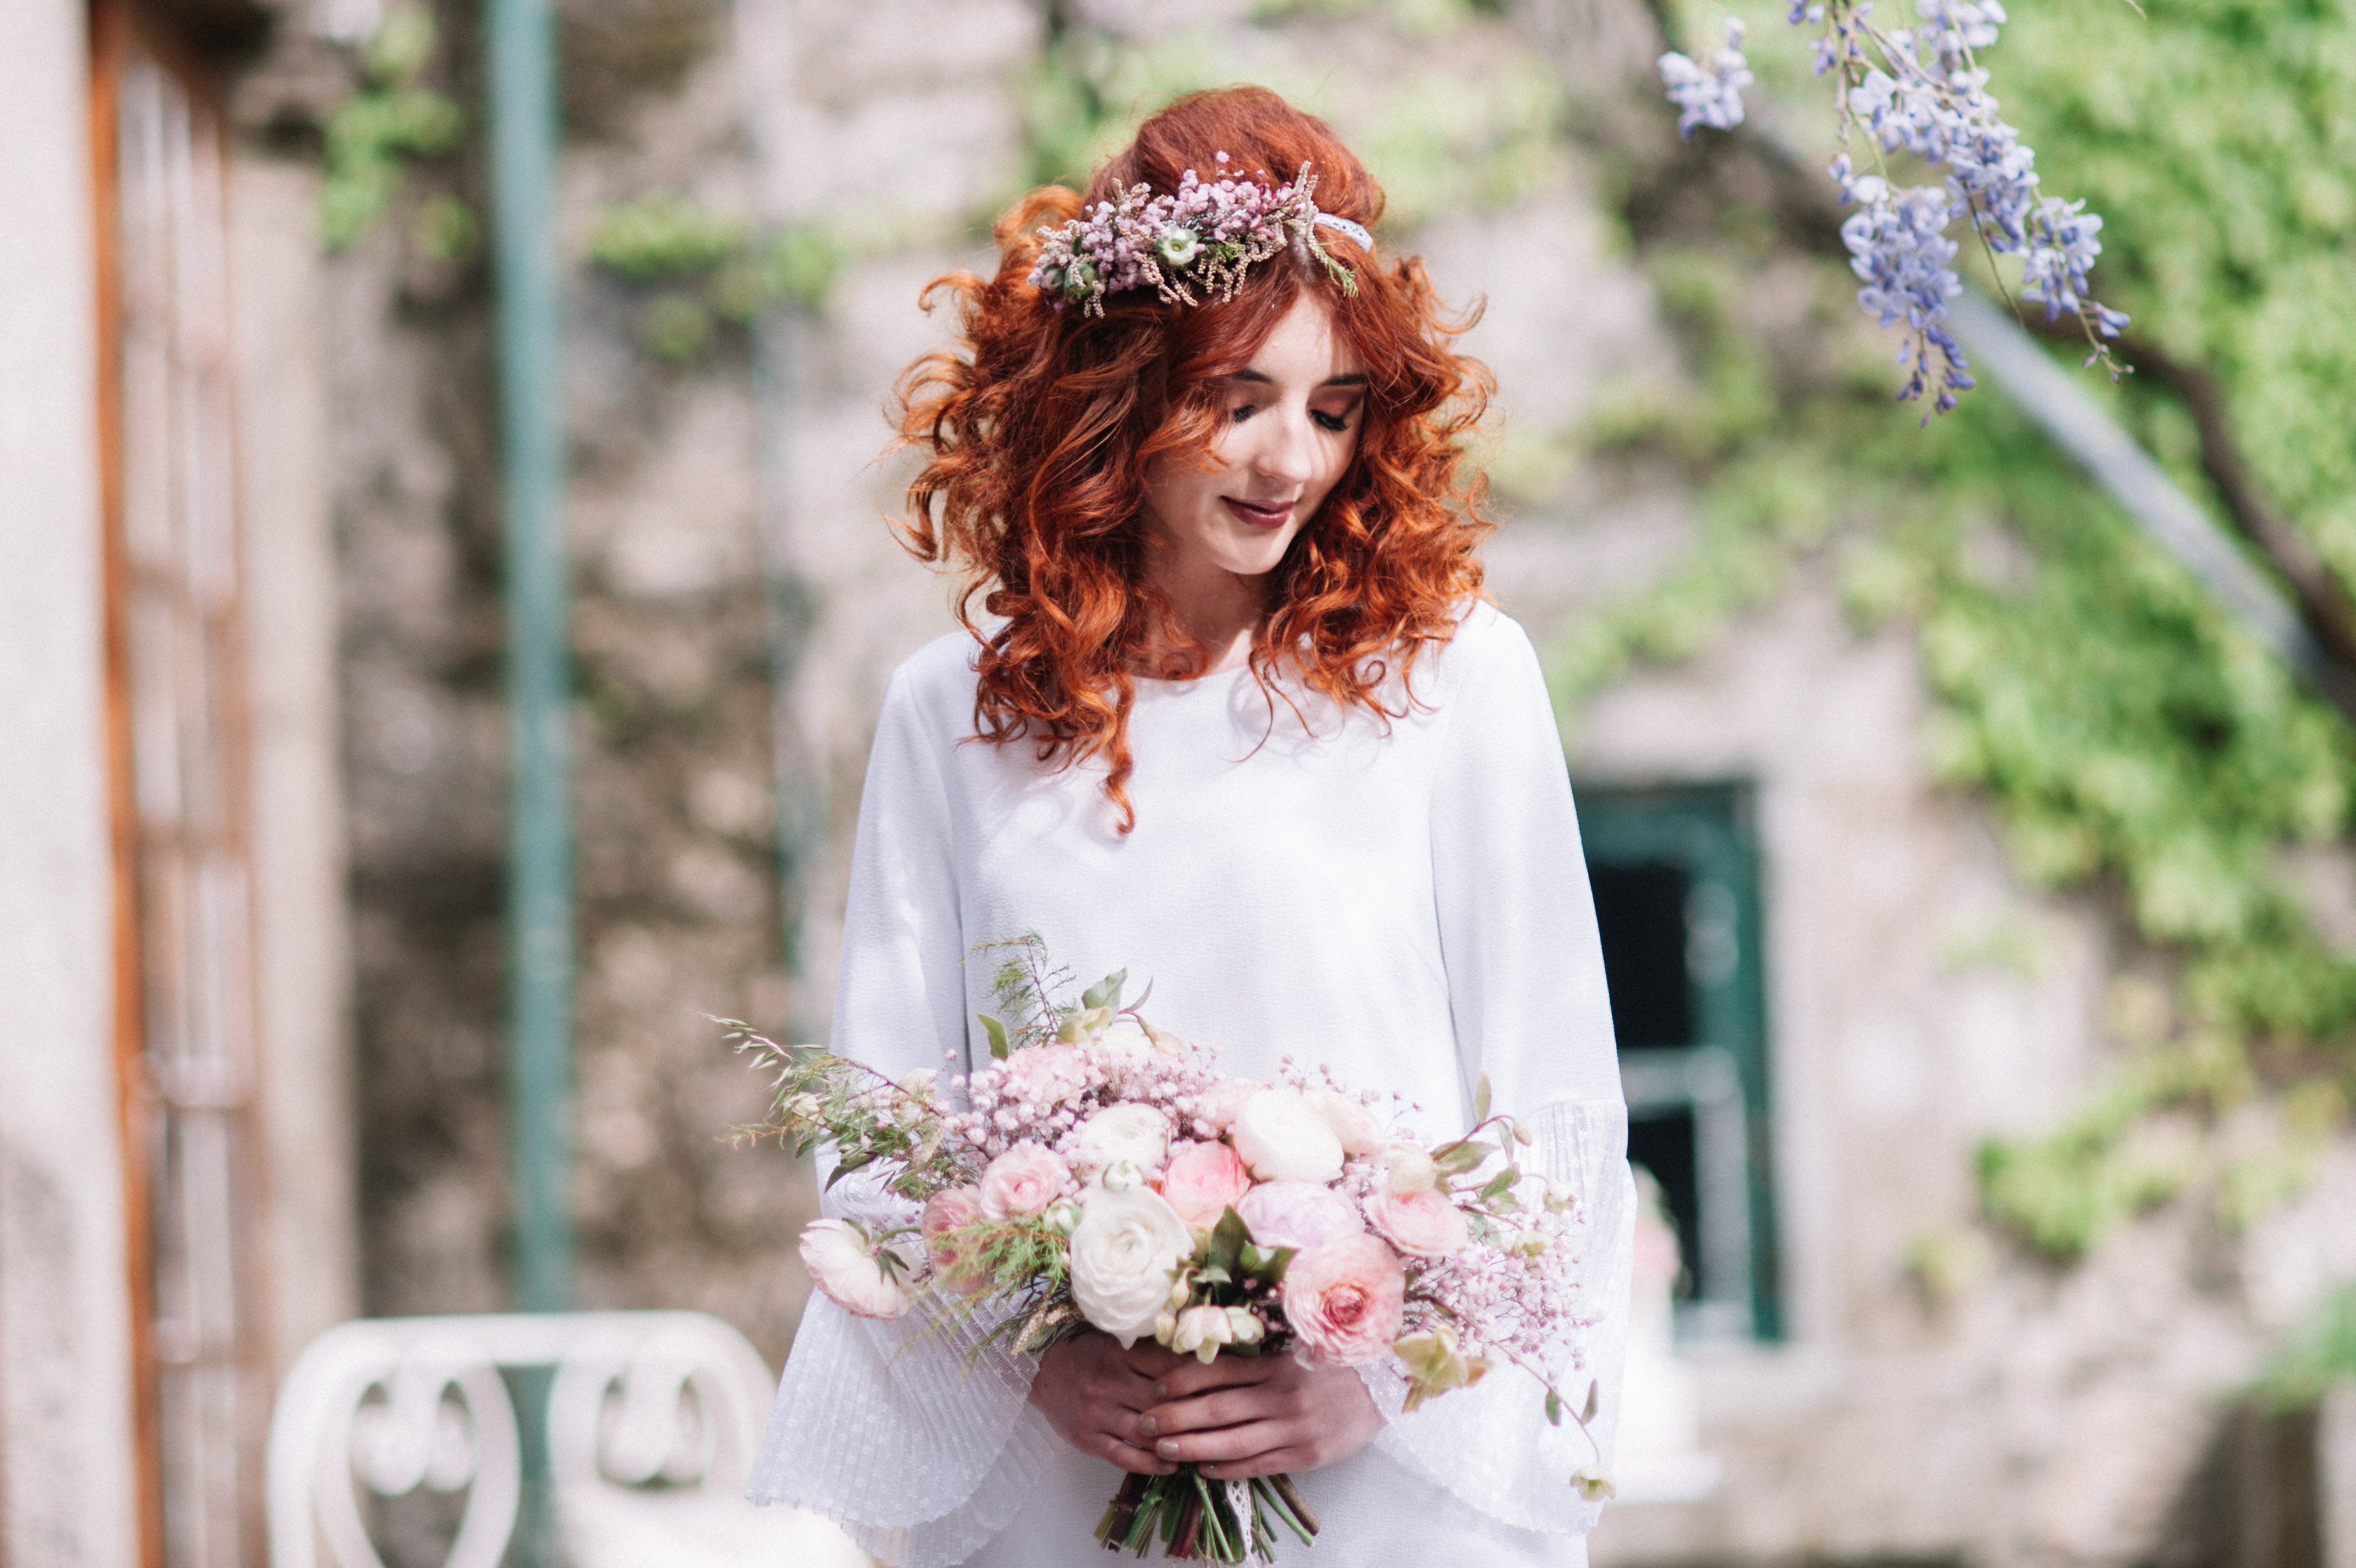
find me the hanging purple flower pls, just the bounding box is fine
[1658,0,2127,414]
[1660,20,1755,139]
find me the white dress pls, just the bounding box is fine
[749,602,1634,1567]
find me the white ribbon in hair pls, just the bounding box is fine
[1312,211,1374,251]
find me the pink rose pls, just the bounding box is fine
[923,1186,990,1295]
[1236,1180,1363,1253]
[1281,1232,1405,1367]
[798,1219,912,1319]
[1365,1186,1471,1258]
[1158,1141,1253,1229]
[979,1141,1073,1219]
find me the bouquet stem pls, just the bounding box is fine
[1094,1469,1317,1561]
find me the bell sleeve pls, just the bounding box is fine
[747,663,1062,1567]
[1363,607,1637,1537]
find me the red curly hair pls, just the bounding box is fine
[893,86,1495,830]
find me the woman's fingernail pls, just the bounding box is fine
[1157,1440,1178,1458]
[1138,1416,1158,1436]
[1154,1382,1168,1399]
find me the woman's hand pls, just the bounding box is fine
[1028,1330,1185,1475]
[1137,1351,1382,1478]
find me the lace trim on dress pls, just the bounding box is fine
[1367,1096,1633,1535]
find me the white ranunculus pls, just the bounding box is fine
[1069,1185,1194,1346]
[1383,1142,1440,1196]
[1069,1103,1173,1179]
[1169,1304,1235,1363]
[1229,1090,1345,1184]
[1306,1089,1385,1157]
[798,1219,912,1320]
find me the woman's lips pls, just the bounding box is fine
[1222,496,1294,530]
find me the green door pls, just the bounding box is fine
[1577,781,1781,1342]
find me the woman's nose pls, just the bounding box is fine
[1247,406,1317,486]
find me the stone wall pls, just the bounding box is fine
[300,0,820,1353]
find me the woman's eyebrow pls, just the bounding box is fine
[1224,370,1370,388]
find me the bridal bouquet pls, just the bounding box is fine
[731,936,1611,1563]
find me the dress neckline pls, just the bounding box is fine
[1130,660,1257,693]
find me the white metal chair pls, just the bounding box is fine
[266,1311,868,1568]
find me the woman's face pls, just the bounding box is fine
[1140,292,1368,584]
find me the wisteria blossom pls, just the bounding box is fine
[1660,0,2128,415]
[1660,19,1755,137]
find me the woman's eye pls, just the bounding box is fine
[1312,408,1353,433]
[1229,403,1258,423]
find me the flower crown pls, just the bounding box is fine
[1026,155,1370,319]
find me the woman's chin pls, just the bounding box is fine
[1211,535,1298,580]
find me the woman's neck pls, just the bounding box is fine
[1139,548,1268,677]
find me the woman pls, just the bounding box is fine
[751,86,1633,1566]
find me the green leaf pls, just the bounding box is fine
[1082,969,1128,1011]
[1545,1388,1564,1427]
[825,1150,875,1190]
[1580,1380,1599,1423]
[979,1013,1010,1060]
[1194,1264,1232,1285]
[1210,1206,1249,1275]
[1479,1165,1521,1202]
[1436,1139,1490,1175]
[1474,1073,1493,1122]
[1238,1241,1293,1283]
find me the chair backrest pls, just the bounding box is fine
[266,1311,775,1568]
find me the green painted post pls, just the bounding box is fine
[488,0,575,1315]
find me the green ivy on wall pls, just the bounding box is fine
[321,3,471,253]
[1014,7,1570,230]
[584,195,844,363]
[1603,0,2356,1258]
